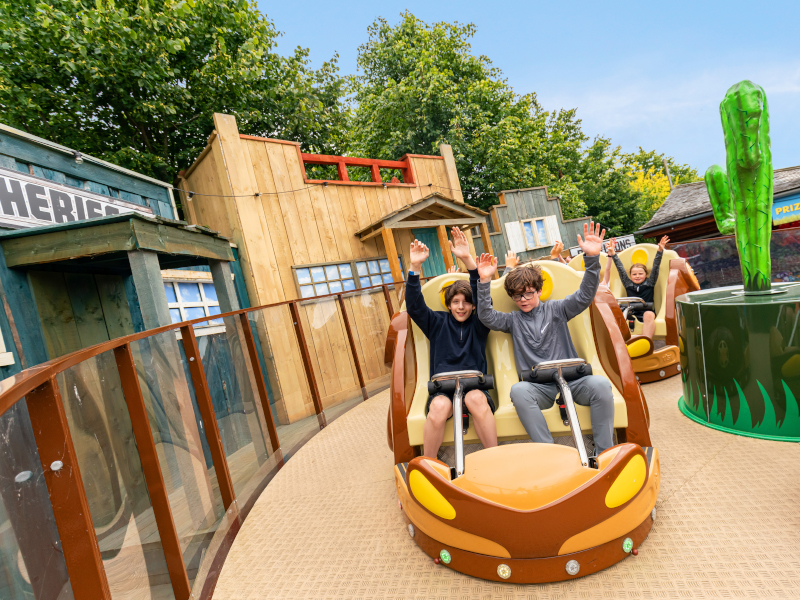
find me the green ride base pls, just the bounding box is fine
[676,283,800,441]
[678,396,800,442]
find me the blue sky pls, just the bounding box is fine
[257,0,800,174]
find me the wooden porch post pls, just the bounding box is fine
[436,225,455,272]
[479,222,499,279]
[381,228,405,284]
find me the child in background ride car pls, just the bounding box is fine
[475,222,616,455]
[607,235,669,339]
[405,227,497,459]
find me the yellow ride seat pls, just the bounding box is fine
[569,244,679,339]
[401,265,629,447]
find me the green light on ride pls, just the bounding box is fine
[622,537,633,553]
[439,549,451,564]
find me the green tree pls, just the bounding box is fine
[348,13,586,212]
[0,0,347,184]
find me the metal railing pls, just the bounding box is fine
[0,276,435,600]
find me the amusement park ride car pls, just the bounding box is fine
[569,244,699,382]
[385,263,660,583]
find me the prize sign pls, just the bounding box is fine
[0,167,153,229]
[772,195,800,226]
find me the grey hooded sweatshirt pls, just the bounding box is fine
[477,255,601,374]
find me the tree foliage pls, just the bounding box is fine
[348,13,586,212]
[0,0,347,183]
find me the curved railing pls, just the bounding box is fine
[0,278,432,600]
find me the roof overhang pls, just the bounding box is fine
[355,193,487,241]
[0,213,233,272]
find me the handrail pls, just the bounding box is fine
[0,273,436,600]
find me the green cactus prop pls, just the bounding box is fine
[705,80,773,292]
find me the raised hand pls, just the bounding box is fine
[505,250,519,269]
[477,253,497,283]
[576,221,606,257]
[449,226,477,269]
[447,265,459,273]
[658,235,670,252]
[605,237,617,256]
[550,240,564,260]
[409,240,429,272]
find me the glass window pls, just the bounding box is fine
[342,279,356,291]
[296,268,312,285]
[382,273,393,284]
[379,258,391,273]
[314,283,329,295]
[356,262,369,276]
[300,285,315,298]
[535,220,548,246]
[164,282,177,303]
[207,305,222,324]
[184,306,206,327]
[325,265,340,280]
[329,280,343,294]
[310,266,326,282]
[368,260,380,274]
[177,282,202,303]
[339,264,353,278]
[523,222,536,248]
[169,308,182,323]
[202,283,218,302]
[370,275,383,286]
[360,276,371,288]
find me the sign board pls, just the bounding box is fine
[0,167,153,229]
[568,234,635,257]
[772,194,800,226]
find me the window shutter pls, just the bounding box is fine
[545,215,562,245]
[504,221,526,253]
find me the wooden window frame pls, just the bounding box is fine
[292,256,405,299]
[163,277,224,336]
[521,218,550,250]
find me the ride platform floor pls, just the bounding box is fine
[213,377,800,599]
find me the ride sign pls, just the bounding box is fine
[569,234,635,257]
[0,167,153,229]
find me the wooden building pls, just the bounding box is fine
[177,113,495,424]
[473,186,591,262]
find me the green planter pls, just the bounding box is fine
[677,284,800,441]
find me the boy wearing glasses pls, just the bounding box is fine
[475,222,615,454]
[406,227,498,459]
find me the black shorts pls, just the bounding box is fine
[425,389,496,416]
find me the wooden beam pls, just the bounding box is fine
[437,226,455,272]
[490,207,501,233]
[388,218,484,229]
[381,228,405,285]
[128,249,172,328]
[359,225,385,242]
[336,161,350,182]
[479,222,498,280]
[438,143,464,203]
[370,164,381,183]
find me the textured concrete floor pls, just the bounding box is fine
[213,377,800,599]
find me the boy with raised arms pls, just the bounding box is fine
[405,227,497,459]
[475,221,616,454]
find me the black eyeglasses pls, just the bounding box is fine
[511,292,537,302]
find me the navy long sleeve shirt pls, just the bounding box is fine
[405,269,490,379]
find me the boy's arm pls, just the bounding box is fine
[477,282,513,332]
[558,254,602,320]
[404,272,436,336]
[470,268,491,334]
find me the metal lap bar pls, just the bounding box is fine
[617,297,646,321]
[431,370,483,478]
[534,359,591,468]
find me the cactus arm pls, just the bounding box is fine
[704,165,735,235]
[719,81,773,292]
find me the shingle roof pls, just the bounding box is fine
[639,165,800,233]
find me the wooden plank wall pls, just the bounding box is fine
[179,114,465,423]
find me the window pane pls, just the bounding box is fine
[370,275,383,286]
[314,283,329,295]
[325,265,340,280]
[177,282,202,303]
[202,283,218,302]
[368,260,380,274]
[329,280,343,293]
[300,285,315,298]
[536,220,548,245]
[207,305,222,324]
[360,276,371,288]
[339,263,353,278]
[379,258,391,273]
[164,282,177,303]
[310,266,326,282]
[382,273,393,284]
[296,268,312,285]
[342,278,356,291]
[170,308,182,323]
[356,262,369,276]
[523,222,536,247]
[185,306,206,327]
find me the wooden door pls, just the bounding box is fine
[411,228,446,277]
